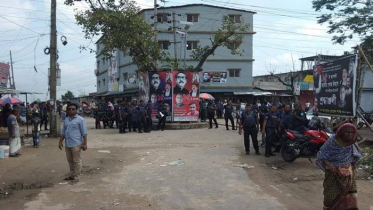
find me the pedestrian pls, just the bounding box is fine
[156,101,167,131]
[39,102,49,130]
[259,101,268,147]
[216,101,223,119]
[7,108,21,157]
[223,100,236,130]
[239,104,260,155]
[207,100,218,129]
[117,100,126,134]
[59,103,88,182]
[139,100,149,133]
[305,100,311,112]
[291,103,307,133]
[61,102,67,121]
[316,123,363,210]
[31,112,41,148]
[262,103,279,157]
[132,100,142,133]
[19,103,27,126]
[127,101,133,132]
[200,100,207,122]
[145,100,153,131]
[94,104,102,129]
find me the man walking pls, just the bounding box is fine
[239,104,260,155]
[145,100,153,131]
[59,103,87,182]
[157,101,167,131]
[223,100,235,130]
[207,100,218,129]
[262,104,279,157]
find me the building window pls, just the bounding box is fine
[103,79,106,86]
[98,80,101,87]
[228,15,242,23]
[102,58,105,65]
[97,60,100,68]
[187,14,199,22]
[229,69,240,77]
[157,13,169,23]
[187,41,198,50]
[158,40,170,50]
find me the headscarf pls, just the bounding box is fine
[316,123,363,171]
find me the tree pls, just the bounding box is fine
[64,0,250,71]
[61,91,75,101]
[312,0,373,45]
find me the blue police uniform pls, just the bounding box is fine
[132,105,142,133]
[223,104,235,130]
[207,103,218,128]
[145,104,153,131]
[264,111,279,156]
[241,111,259,153]
[291,109,307,133]
[281,111,292,129]
[118,104,126,133]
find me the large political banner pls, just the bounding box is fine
[138,72,149,102]
[172,71,200,121]
[313,54,357,116]
[202,71,227,83]
[0,62,9,89]
[108,50,118,91]
[148,71,173,121]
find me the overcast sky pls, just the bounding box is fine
[0,0,361,102]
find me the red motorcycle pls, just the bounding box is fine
[280,129,330,162]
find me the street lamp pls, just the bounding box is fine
[179,21,193,70]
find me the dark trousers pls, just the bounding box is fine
[146,117,153,131]
[200,109,206,122]
[157,116,166,130]
[40,117,48,130]
[127,115,132,131]
[225,115,235,129]
[244,126,259,152]
[118,119,126,133]
[217,110,222,119]
[95,118,101,129]
[141,116,147,132]
[132,120,140,132]
[265,128,276,155]
[208,113,218,128]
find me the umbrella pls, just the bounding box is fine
[199,93,215,100]
[0,97,23,105]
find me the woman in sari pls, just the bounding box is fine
[7,108,21,157]
[316,123,363,210]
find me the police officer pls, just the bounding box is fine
[239,104,260,155]
[291,103,307,133]
[259,101,268,146]
[139,100,149,133]
[156,101,167,131]
[280,105,292,129]
[262,103,279,157]
[132,100,142,133]
[223,100,235,130]
[207,100,218,129]
[145,100,153,131]
[127,101,133,132]
[200,100,207,122]
[117,100,127,134]
[113,100,121,128]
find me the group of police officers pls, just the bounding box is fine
[239,102,307,157]
[93,99,168,133]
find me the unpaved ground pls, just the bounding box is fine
[0,118,372,210]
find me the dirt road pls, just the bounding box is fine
[0,118,372,210]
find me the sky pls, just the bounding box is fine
[0,0,362,102]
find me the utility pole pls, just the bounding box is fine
[172,12,177,64]
[49,0,57,136]
[153,0,158,69]
[9,51,15,89]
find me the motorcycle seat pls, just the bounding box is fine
[288,130,301,134]
[293,133,305,139]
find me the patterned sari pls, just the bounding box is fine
[316,124,363,210]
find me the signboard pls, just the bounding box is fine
[286,82,310,91]
[108,50,118,92]
[141,70,200,122]
[172,71,200,121]
[202,71,227,83]
[0,62,9,89]
[313,54,357,116]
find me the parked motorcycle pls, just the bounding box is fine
[280,129,330,162]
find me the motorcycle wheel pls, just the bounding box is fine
[280,140,298,162]
[356,121,364,130]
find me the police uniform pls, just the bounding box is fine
[207,103,218,128]
[132,105,142,133]
[223,104,235,130]
[241,111,259,153]
[117,104,127,133]
[291,109,307,133]
[281,111,292,129]
[145,104,153,131]
[127,105,133,132]
[264,111,279,156]
[139,104,148,132]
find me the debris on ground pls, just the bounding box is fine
[292,177,298,181]
[98,150,110,153]
[271,167,278,170]
[159,165,167,167]
[168,160,185,166]
[233,164,255,169]
[59,182,68,185]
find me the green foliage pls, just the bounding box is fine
[191,15,250,71]
[64,0,167,71]
[61,91,75,101]
[312,0,373,45]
